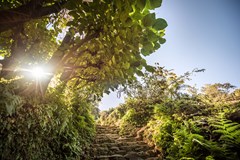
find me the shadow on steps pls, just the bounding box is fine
[84,125,162,160]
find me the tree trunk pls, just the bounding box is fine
[17,34,72,96]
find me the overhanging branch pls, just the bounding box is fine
[0,0,67,33]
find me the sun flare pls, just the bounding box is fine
[31,67,45,79]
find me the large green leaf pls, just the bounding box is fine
[143,40,153,51]
[136,70,144,76]
[142,13,156,27]
[147,29,159,41]
[153,42,161,50]
[145,65,155,72]
[153,18,168,30]
[141,48,151,56]
[159,37,166,44]
[148,0,162,9]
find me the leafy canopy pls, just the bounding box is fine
[0,0,167,95]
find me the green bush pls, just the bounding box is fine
[0,80,95,160]
[146,100,240,160]
[98,67,240,160]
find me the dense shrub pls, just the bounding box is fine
[0,80,95,160]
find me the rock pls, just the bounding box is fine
[88,125,162,159]
[97,154,125,160]
[124,151,143,159]
[110,146,120,151]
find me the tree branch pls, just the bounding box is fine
[0,0,67,33]
[0,25,26,78]
[71,75,98,82]
[60,30,102,64]
[17,29,102,95]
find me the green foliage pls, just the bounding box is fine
[0,80,95,160]
[98,67,240,160]
[209,116,240,156]
[119,108,139,135]
[0,0,167,94]
[0,1,168,159]
[149,98,240,160]
[0,79,22,116]
[98,98,154,136]
[201,83,236,104]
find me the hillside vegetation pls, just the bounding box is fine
[0,0,166,159]
[98,66,240,160]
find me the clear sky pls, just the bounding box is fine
[99,0,240,111]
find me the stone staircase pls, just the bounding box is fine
[87,125,161,160]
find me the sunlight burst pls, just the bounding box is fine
[31,67,46,79]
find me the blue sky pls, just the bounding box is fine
[99,0,240,111]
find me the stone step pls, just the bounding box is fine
[96,134,120,139]
[93,142,120,148]
[91,147,158,157]
[96,129,120,133]
[93,154,126,160]
[116,137,136,142]
[89,125,162,160]
[119,144,151,151]
[115,149,128,155]
[91,156,161,160]
[146,157,162,160]
[97,131,120,134]
[93,153,159,160]
[93,141,147,148]
[96,126,119,130]
[94,138,115,143]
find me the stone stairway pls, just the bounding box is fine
[88,125,161,160]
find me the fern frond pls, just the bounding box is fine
[212,130,230,135]
[210,124,225,129]
[219,135,235,141]
[231,130,240,137]
[222,120,233,124]
[191,133,205,140]
[179,157,195,160]
[207,116,240,156]
[224,122,239,128]
[226,123,240,132]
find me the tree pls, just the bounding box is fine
[201,83,236,103]
[0,0,167,96]
[232,89,240,101]
[124,66,203,103]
